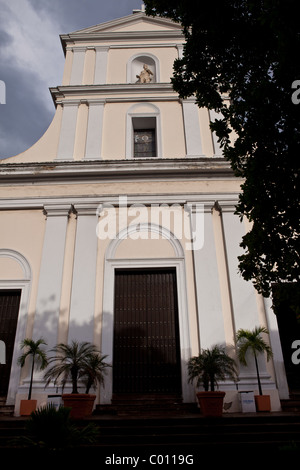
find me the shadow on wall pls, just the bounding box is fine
[15,296,105,396]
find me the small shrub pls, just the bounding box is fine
[17,404,98,453]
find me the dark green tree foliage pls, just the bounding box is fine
[144,0,300,299]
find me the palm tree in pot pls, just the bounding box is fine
[187,344,237,417]
[18,338,48,415]
[236,326,273,411]
[80,352,110,394]
[44,340,109,418]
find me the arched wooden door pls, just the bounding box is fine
[113,268,182,396]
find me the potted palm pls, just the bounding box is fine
[236,326,273,412]
[18,338,48,416]
[44,340,110,419]
[187,344,237,417]
[80,351,110,394]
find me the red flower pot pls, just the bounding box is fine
[20,399,37,416]
[254,394,271,412]
[62,394,96,419]
[196,391,226,417]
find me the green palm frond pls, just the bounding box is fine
[79,352,111,394]
[44,340,109,394]
[18,338,48,369]
[187,345,237,391]
[18,338,48,400]
[236,326,273,395]
[236,326,273,364]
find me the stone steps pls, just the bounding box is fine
[1,412,300,461]
[281,394,300,412]
[0,397,14,416]
[96,394,198,416]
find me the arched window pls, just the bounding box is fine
[127,53,160,83]
[126,103,162,159]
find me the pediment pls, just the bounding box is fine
[68,12,182,36]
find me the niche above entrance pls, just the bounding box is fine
[127,53,159,83]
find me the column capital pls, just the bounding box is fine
[43,204,72,218]
[213,200,238,213]
[61,100,80,107]
[70,46,87,53]
[73,203,100,217]
[95,45,110,52]
[87,98,106,106]
[186,201,214,214]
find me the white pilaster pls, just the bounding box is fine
[182,98,204,157]
[209,110,223,157]
[33,205,71,349]
[221,207,259,330]
[187,202,225,349]
[94,46,109,84]
[221,206,269,381]
[70,47,86,85]
[84,100,105,160]
[264,296,289,398]
[176,44,184,59]
[56,102,79,160]
[68,204,99,344]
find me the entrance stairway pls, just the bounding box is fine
[0,397,14,416]
[1,411,300,462]
[281,393,300,412]
[97,394,198,416]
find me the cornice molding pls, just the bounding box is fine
[50,83,176,103]
[60,30,184,54]
[64,12,181,35]
[0,193,240,213]
[66,43,182,51]
[0,158,237,185]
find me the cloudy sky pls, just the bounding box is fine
[0,0,144,159]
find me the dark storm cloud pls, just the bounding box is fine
[0,0,142,159]
[0,64,55,158]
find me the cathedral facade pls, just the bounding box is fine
[0,10,289,414]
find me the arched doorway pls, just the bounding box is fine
[0,290,21,395]
[113,267,182,396]
[101,223,194,404]
[0,250,31,404]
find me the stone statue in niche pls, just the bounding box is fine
[136,64,154,83]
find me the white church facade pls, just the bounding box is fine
[0,10,290,415]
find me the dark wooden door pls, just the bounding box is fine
[273,284,300,392]
[0,290,21,395]
[113,269,181,395]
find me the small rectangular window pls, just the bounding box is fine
[132,116,157,158]
[134,129,156,158]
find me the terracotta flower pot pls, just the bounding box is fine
[62,394,96,419]
[20,399,37,416]
[254,394,271,412]
[196,391,226,417]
